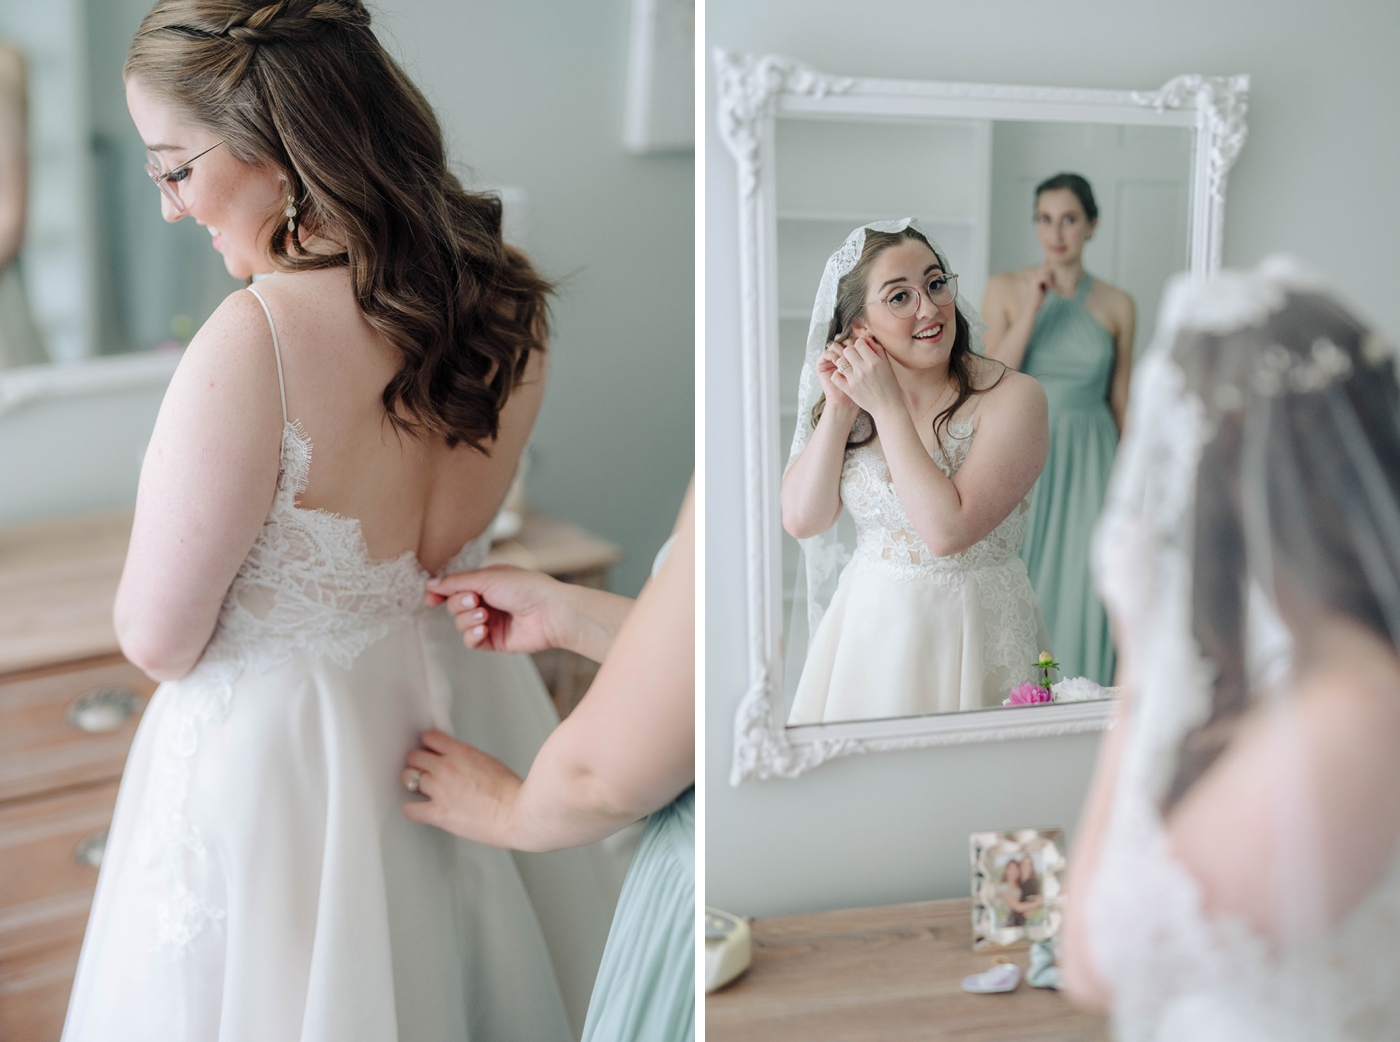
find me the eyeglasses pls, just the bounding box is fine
[144,140,224,214]
[866,273,959,319]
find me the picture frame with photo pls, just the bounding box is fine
[970,827,1066,950]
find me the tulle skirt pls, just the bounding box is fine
[1019,403,1117,686]
[62,610,623,1041]
[788,557,1049,724]
[582,787,694,1042]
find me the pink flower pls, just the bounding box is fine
[1004,682,1054,706]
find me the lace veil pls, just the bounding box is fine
[1087,256,1400,1038]
[783,218,988,696]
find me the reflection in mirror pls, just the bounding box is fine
[0,41,46,367]
[1,0,240,369]
[777,117,1189,726]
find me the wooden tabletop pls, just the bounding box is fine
[0,509,622,677]
[0,512,131,676]
[483,512,622,577]
[707,897,1110,1042]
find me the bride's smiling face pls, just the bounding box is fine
[126,77,287,280]
[850,238,958,370]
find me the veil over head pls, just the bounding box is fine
[784,218,988,697]
[1087,256,1400,1039]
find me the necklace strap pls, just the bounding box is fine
[911,378,958,423]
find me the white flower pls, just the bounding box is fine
[1051,676,1112,702]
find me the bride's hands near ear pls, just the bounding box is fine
[831,336,903,421]
[815,346,858,415]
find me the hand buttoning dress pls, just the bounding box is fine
[63,288,621,1042]
[1017,274,1117,686]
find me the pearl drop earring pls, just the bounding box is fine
[285,196,297,234]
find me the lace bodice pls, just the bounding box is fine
[147,421,493,951]
[144,287,495,953]
[840,419,1029,583]
[197,421,489,682]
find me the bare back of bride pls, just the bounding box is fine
[62,3,618,1039]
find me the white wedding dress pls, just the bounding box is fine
[63,290,621,1041]
[787,420,1050,724]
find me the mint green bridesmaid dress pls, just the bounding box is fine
[1017,275,1118,686]
[580,786,694,1042]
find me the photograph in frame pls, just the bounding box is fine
[970,827,1066,950]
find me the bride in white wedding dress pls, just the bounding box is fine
[62,3,618,1039]
[1063,258,1400,1040]
[782,219,1051,723]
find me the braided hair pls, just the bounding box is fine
[125,0,552,451]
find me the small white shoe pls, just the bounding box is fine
[961,962,1021,993]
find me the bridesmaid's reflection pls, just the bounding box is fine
[982,173,1133,687]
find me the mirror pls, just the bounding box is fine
[716,53,1248,781]
[1,1,241,372]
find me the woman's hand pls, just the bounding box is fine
[402,730,521,846]
[830,335,903,421]
[1026,262,1053,312]
[815,346,858,416]
[428,563,633,662]
[427,565,571,654]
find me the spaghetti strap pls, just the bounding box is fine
[246,286,288,425]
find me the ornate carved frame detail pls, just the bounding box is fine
[715,50,1250,783]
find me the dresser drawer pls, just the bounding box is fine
[0,656,152,804]
[0,914,85,1042]
[0,782,117,920]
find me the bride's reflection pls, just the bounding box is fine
[982,173,1134,687]
[782,218,1050,725]
[0,41,45,368]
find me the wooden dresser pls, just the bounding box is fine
[0,509,619,1041]
[707,897,1110,1042]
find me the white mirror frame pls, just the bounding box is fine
[715,50,1250,783]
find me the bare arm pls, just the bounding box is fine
[1061,693,1132,1012]
[1107,294,1135,434]
[114,290,284,680]
[405,485,695,852]
[982,267,1049,371]
[781,352,859,539]
[836,340,1048,557]
[0,44,27,273]
[1167,639,1400,935]
[1063,623,1400,1012]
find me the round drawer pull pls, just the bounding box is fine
[74,829,108,869]
[65,687,145,733]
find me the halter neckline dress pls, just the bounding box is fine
[1017,273,1119,687]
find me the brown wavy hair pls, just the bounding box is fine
[125,0,551,450]
[812,225,1002,447]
